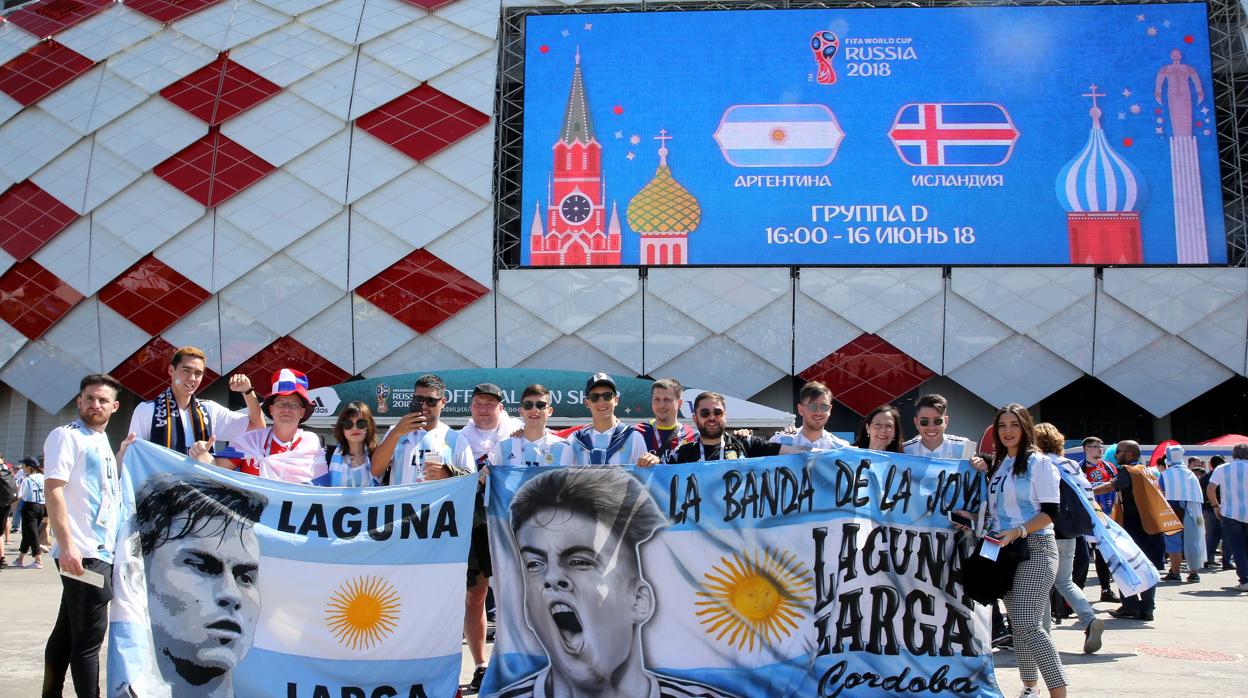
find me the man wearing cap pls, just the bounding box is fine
[194,369,323,484]
[561,373,649,466]
[452,382,524,691]
[128,346,264,455]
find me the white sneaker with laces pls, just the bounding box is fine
[1017,688,1042,698]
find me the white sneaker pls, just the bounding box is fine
[1018,688,1042,698]
[1236,582,1248,592]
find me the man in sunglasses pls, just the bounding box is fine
[636,378,697,466]
[768,381,850,451]
[371,373,473,486]
[561,373,649,466]
[903,394,976,460]
[499,384,568,467]
[674,392,799,464]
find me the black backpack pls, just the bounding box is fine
[0,467,16,505]
[1054,477,1094,538]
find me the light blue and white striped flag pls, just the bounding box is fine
[108,439,476,698]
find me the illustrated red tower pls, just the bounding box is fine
[530,49,620,266]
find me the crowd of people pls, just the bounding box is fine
[4,343,1246,698]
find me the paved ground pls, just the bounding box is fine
[2,537,1245,697]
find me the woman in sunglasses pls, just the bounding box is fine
[317,401,379,487]
[853,404,904,453]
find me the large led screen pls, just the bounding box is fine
[518,4,1227,266]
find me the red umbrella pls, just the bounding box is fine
[1199,434,1248,446]
[979,425,995,457]
[1150,439,1178,468]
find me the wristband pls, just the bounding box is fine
[1016,525,1028,539]
[244,388,257,396]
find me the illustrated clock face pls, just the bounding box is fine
[560,194,592,224]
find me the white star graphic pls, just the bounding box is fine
[623,406,631,414]
[1122,88,1131,97]
[614,130,623,139]
[1130,104,1142,114]
[629,135,640,145]
[1118,112,1126,120]
[561,29,570,37]
[626,152,635,160]
[584,23,593,30]
[1156,127,1164,134]
[1147,27,1158,36]
[1163,19,1172,28]
[1136,14,1145,21]
[1201,106,1210,115]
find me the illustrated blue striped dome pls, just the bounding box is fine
[1056,108,1146,213]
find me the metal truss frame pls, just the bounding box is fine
[493,0,1248,271]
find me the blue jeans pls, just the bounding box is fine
[1222,516,1248,585]
[1056,537,1096,626]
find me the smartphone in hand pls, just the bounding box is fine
[948,511,975,529]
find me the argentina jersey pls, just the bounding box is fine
[386,422,466,486]
[1210,459,1248,523]
[988,452,1060,534]
[768,429,850,451]
[903,434,975,459]
[1159,465,1204,504]
[498,433,568,467]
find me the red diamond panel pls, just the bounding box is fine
[799,333,935,416]
[154,128,274,207]
[0,181,78,261]
[0,258,83,339]
[98,254,210,335]
[125,0,222,24]
[399,0,456,8]
[5,0,112,40]
[356,84,489,161]
[234,336,350,398]
[0,40,94,106]
[160,55,280,126]
[112,336,219,399]
[356,248,488,333]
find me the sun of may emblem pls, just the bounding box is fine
[695,547,813,652]
[324,576,401,650]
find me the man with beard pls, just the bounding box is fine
[635,378,696,466]
[499,467,737,698]
[129,475,267,697]
[43,374,126,697]
[1093,440,1164,620]
[673,392,791,464]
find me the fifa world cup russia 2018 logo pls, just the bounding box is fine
[812,31,840,85]
[375,383,391,414]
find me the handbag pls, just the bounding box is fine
[958,536,1031,604]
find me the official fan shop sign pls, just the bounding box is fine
[484,447,1001,698]
[107,440,476,698]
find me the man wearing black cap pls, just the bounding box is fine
[561,373,649,466]
[453,382,523,692]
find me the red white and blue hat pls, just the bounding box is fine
[264,368,315,422]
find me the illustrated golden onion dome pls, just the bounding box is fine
[627,134,701,234]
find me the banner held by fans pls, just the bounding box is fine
[107,439,477,698]
[484,447,1002,698]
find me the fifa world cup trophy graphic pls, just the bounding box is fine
[375,383,391,414]
[812,31,840,85]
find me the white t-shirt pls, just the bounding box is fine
[454,416,525,469]
[769,429,850,451]
[903,434,975,460]
[43,421,121,562]
[498,433,569,467]
[989,452,1061,534]
[383,422,474,486]
[128,398,252,450]
[560,425,648,466]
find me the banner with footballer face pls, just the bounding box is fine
[484,448,1000,698]
[107,440,477,698]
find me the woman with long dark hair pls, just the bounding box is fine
[853,404,904,452]
[321,401,378,487]
[988,404,1067,698]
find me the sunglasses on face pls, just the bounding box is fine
[698,408,725,418]
[411,395,441,407]
[340,419,368,430]
[587,391,616,403]
[521,400,549,410]
[802,403,832,413]
[918,417,946,426]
